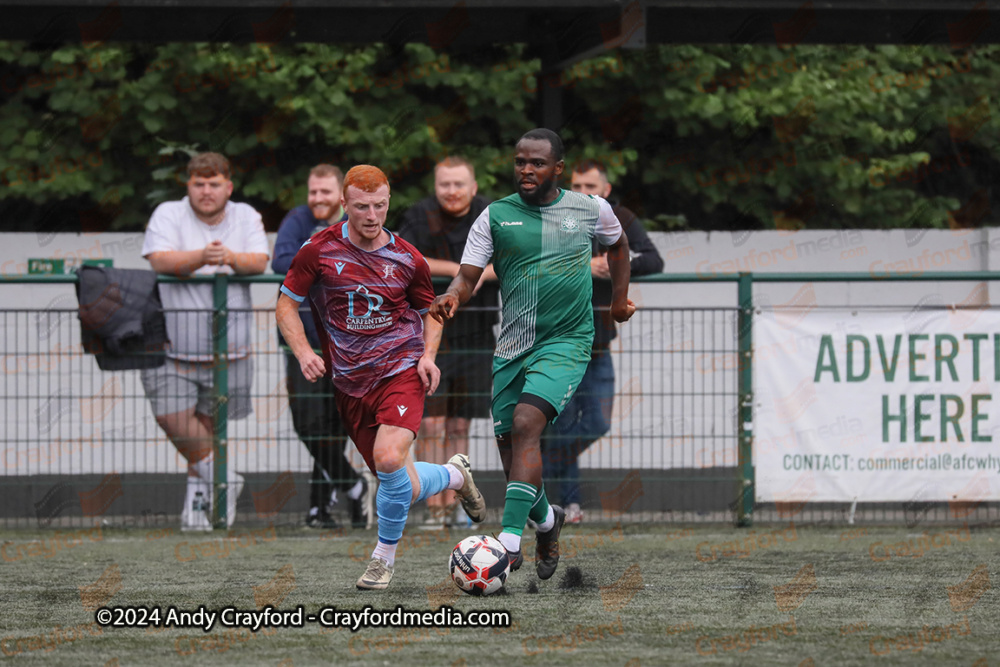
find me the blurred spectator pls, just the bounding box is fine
[272,164,368,529]
[140,152,269,531]
[396,156,497,529]
[542,159,663,524]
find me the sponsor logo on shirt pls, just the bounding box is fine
[499,221,523,226]
[334,261,346,274]
[346,285,393,331]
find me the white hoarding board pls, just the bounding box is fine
[756,309,1000,503]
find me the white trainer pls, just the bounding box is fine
[356,557,394,590]
[448,454,486,523]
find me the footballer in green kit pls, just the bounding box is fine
[429,128,635,583]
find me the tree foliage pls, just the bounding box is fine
[0,40,996,233]
[565,44,998,232]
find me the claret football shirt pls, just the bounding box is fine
[280,223,435,397]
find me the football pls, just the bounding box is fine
[449,535,511,596]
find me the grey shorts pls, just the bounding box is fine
[140,357,254,420]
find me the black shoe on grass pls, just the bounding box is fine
[508,548,523,572]
[535,505,566,580]
[306,508,339,529]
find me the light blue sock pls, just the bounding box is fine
[375,468,412,545]
[414,462,451,502]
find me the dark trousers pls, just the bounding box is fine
[285,354,359,508]
[542,348,615,506]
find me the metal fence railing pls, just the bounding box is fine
[2,271,997,530]
[1,272,743,530]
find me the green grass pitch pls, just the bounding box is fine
[0,521,996,666]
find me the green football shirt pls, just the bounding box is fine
[461,189,623,361]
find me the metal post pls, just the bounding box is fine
[736,272,754,527]
[537,43,563,130]
[212,273,230,530]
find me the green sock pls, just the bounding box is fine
[501,481,538,536]
[527,485,551,524]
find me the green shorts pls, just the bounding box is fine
[491,340,591,436]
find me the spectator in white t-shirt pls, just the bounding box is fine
[140,152,269,531]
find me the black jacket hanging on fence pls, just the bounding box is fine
[75,265,169,370]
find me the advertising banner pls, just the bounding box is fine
[755,308,1000,503]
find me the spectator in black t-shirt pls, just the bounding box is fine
[397,156,497,528]
[542,159,664,524]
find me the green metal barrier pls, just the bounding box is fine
[2,273,282,528]
[4,269,996,529]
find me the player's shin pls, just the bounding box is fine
[498,480,538,554]
[372,467,413,566]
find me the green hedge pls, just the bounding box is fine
[0,41,996,233]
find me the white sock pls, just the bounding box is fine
[536,506,556,532]
[184,477,198,510]
[347,480,364,500]
[191,455,242,486]
[372,541,398,567]
[328,490,338,507]
[444,463,465,490]
[190,455,213,482]
[497,531,521,554]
